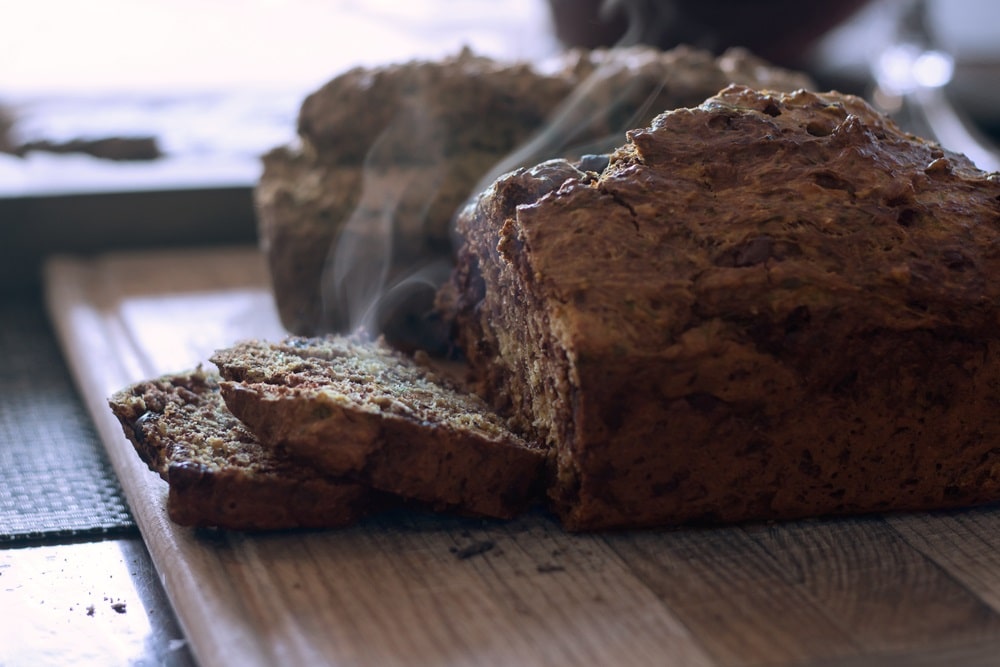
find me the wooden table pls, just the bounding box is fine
[45,246,1000,667]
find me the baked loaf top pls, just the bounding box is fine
[108,368,381,530]
[490,85,1000,367]
[447,85,1000,529]
[296,45,812,167]
[210,335,546,519]
[258,45,812,343]
[297,47,568,165]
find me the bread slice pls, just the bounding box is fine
[109,368,385,530]
[210,335,546,519]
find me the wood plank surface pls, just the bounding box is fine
[42,246,1000,667]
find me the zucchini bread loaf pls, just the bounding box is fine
[444,85,1000,530]
[109,368,386,530]
[257,46,811,347]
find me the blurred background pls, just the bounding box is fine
[0,0,561,195]
[2,0,998,192]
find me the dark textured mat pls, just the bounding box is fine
[0,291,136,543]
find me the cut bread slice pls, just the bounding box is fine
[108,367,386,530]
[210,336,547,519]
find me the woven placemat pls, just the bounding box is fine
[0,292,136,542]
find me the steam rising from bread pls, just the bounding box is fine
[319,99,451,344]
[256,45,811,350]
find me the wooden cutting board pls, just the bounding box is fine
[44,246,1000,667]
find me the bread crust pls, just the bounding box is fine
[108,368,382,530]
[449,86,1000,530]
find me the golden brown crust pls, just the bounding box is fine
[210,336,547,519]
[108,368,384,530]
[449,86,1000,530]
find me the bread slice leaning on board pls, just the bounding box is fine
[210,336,547,520]
[108,368,390,530]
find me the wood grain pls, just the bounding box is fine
[42,246,1000,667]
[887,509,1000,613]
[743,518,1000,652]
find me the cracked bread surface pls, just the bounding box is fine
[447,85,1000,530]
[108,368,382,530]
[210,335,546,519]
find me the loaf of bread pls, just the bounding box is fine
[108,368,386,530]
[210,335,546,519]
[257,46,811,348]
[445,85,1000,530]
